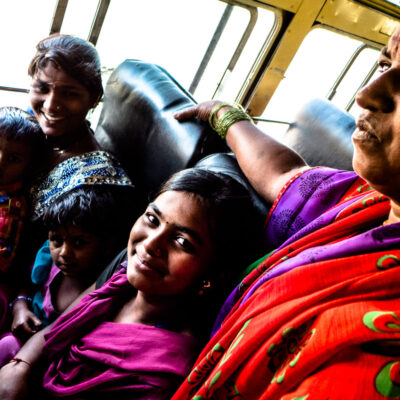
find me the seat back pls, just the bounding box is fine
[281,98,355,171]
[95,59,228,207]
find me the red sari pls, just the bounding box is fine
[172,167,400,399]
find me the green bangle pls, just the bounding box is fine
[214,108,253,139]
[208,102,243,130]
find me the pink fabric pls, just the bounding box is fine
[43,267,200,399]
[0,333,21,367]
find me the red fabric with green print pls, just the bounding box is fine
[172,167,400,399]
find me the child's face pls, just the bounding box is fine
[48,224,105,278]
[0,136,32,185]
[126,190,214,298]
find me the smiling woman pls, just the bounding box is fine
[0,167,262,400]
[25,34,135,227]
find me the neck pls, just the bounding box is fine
[46,122,90,153]
[117,291,185,328]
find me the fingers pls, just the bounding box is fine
[174,106,198,120]
[174,100,223,122]
[28,315,42,333]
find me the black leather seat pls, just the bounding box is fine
[95,59,356,220]
[95,59,228,210]
[281,98,355,171]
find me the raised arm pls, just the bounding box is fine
[174,101,308,203]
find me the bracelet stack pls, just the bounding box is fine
[9,295,32,310]
[209,102,253,139]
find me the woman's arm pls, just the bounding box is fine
[0,282,96,400]
[175,101,308,203]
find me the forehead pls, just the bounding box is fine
[33,63,87,90]
[0,135,32,153]
[153,191,210,234]
[386,27,400,58]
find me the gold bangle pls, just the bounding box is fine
[209,102,243,130]
[214,108,253,139]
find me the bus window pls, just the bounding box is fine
[59,0,99,40]
[0,0,57,109]
[94,0,276,103]
[328,46,379,115]
[258,27,378,141]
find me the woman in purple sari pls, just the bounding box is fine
[0,168,261,400]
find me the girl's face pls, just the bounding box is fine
[0,136,32,185]
[29,62,95,138]
[48,224,105,278]
[126,190,214,299]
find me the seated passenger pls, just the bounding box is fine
[0,168,261,400]
[27,33,136,238]
[0,186,129,365]
[0,107,45,334]
[170,25,400,399]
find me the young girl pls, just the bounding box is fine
[0,167,262,400]
[0,185,131,366]
[0,106,45,333]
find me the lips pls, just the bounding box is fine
[133,252,165,277]
[42,112,65,122]
[353,118,381,143]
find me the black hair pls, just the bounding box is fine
[157,167,263,281]
[0,106,45,152]
[42,186,131,245]
[28,34,103,103]
[157,168,263,339]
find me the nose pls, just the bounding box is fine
[59,242,73,259]
[355,71,395,114]
[43,90,62,113]
[143,230,164,257]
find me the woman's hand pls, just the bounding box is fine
[174,101,223,122]
[12,303,42,341]
[0,361,30,400]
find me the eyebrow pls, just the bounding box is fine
[32,77,84,91]
[380,46,390,59]
[149,203,203,245]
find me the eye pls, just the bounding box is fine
[73,238,88,248]
[176,235,196,253]
[378,60,391,73]
[62,89,80,98]
[49,233,63,247]
[144,211,159,227]
[7,154,23,164]
[31,83,49,94]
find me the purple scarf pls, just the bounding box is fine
[43,266,200,399]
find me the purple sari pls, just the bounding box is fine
[42,266,200,399]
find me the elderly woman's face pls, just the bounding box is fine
[126,190,213,298]
[29,62,95,138]
[352,25,400,197]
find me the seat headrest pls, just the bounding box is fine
[95,59,228,204]
[282,98,355,171]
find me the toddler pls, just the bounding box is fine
[0,185,129,365]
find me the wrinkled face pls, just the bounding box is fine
[0,136,32,185]
[126,190,213,299]
[29,62,95,138]
[353,25,400,199]
[48,224,105,278]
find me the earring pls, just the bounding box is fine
[198,280,211,296]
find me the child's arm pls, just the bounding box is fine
[0,282,96,400]
[10,296,42,340]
